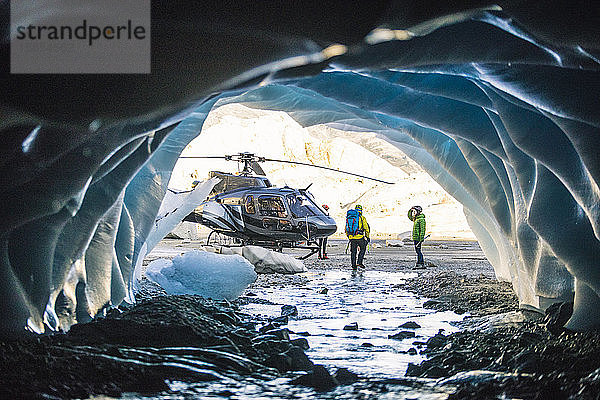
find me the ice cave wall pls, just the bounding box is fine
[0,1,599,337]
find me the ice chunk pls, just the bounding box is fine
[145,250,257,300]
[218,245,307,274]
[241,246,307,274]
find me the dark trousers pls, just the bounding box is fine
[414,240,424,265]
[350,237,367,267]
[318,237,328,257]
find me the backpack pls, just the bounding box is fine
[345,209,362,235]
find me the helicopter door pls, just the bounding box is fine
[257,195,291,231]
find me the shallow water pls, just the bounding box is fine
[115,269,464,399]
[242,270,464,378]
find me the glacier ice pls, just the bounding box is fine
[129,178,219,299]
[146,250,257,300]
[1,1,599,336]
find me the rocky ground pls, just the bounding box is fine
[283,239,600,399]
[1,239,599,399]
[398,270,600,399]
[0,294,316,399]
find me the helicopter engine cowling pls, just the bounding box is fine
[198,201,244,233]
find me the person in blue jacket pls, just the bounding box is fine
[345,204,370,270]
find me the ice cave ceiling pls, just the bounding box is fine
[0,1,599,338]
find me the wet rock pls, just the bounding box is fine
[218,299,233,308]
[334,368,359,384]
[423,299,441,308]
[213,312,238,325]
[423,365,447,378]
[259,323,277,333]
[343,322,359,331]
[270,315,289,325]
[0,295,303,399]
[266,328,290,341]
[515,331,543,347]
[266,346,313,373]
[246,292,257,297]
[290,365,338,391]
[296,331,311,336]
[441,351,467,371]
[360,342,374,347]
[544,301,573,335]
[214,336,242,353]
[405,362,423,376]
[319,288,329,294]
[399,321,421,329]
[265,353,291,372]
[579,367,600,398]
[239,322,257,331]
[426,331,448,348]
[389,331,416,340]
[251,336,289,354]
[281,305,298,317]
[291,338,310,350]
[408,348,417,355]
[286,346,314,371]
[252,333,282,343]
[512,350,541,373]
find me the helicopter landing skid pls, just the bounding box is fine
[206,231,243,247]
[296,245,320,260]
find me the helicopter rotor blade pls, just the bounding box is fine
[251,161,267,176]
[179,153,394,184]
[179,156,231,160]
[262,157,394,184]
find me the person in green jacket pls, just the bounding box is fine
[408,206,426,267]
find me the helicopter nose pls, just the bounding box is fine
[308,215,337,235]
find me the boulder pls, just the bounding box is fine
[290,365,338,391]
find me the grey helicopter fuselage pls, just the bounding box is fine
[184,173,337,246]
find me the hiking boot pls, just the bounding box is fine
[357,264,365,270]
[323,255,329,259]
[351,265,357,270]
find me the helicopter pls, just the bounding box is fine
[179,152,393,259]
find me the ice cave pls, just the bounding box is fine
[1,1,599,339]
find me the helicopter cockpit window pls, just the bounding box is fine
[286,194,319,218]
[257,196,288,218]
[245,195,255,214]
